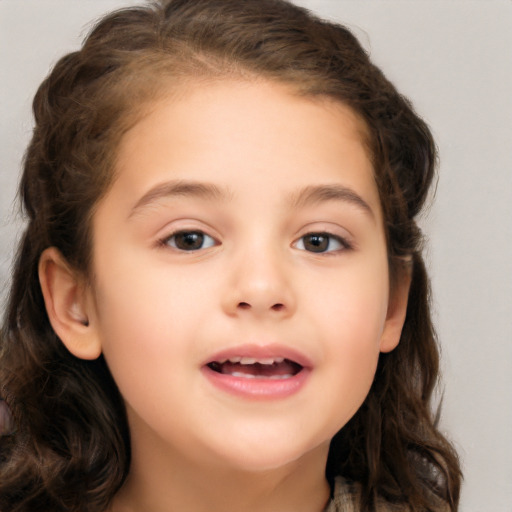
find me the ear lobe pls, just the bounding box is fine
[39,247,101,360]
[379,262,412,353]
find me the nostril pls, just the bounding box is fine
[236,302,285,312]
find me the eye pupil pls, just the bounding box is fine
[175,231,204,250]
[304,234,328,252]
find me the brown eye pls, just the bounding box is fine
[165,231,216,251]
[295,232,348,253]
[303,234,328,252]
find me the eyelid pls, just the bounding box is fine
[164,230,218,251]
[155,221,221,252]
[294,221,354,243]
[293,231,352,253]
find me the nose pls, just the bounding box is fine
[221,246,296,319]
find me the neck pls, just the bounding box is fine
[111,423,331,512]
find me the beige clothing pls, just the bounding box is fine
[323,477,359,511]
[324,477,450,512]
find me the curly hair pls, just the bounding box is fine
[0,0,461,510]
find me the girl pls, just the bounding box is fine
[0,0,461,510]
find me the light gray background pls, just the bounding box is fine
[1,1,511,510]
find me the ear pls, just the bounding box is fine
[39,247,101,360]
[379,261,412,353]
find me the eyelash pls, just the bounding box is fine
[293,232,352,254]
[159,230,352,254]
[159,230,218,251]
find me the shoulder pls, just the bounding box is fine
[324,476,450,512]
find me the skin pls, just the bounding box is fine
[39,79,410,512]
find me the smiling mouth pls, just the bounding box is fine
[207,357,303,380]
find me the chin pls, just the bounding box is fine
[206,435,328,474]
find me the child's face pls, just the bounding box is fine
[86,80,403,472]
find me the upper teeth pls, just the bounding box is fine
[217,356,285,365]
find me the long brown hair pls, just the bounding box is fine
[0,1,461,510]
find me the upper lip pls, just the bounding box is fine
[202,343,313,369]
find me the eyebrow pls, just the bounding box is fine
[289,184,375,220]
[129,179,230,218]
[128,180,374,220]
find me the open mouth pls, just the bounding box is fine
[202,347,311,398]
[207,357,303,380]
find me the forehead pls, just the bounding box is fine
[104,79,380,219]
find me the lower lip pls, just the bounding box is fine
[201,366,310,399]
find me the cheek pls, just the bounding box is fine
[92,275,203,429]
[307,256,389,420]
[316,304,383,433]
[325,293,383,385]
[317,255,390,344]
[91,259,206,383]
